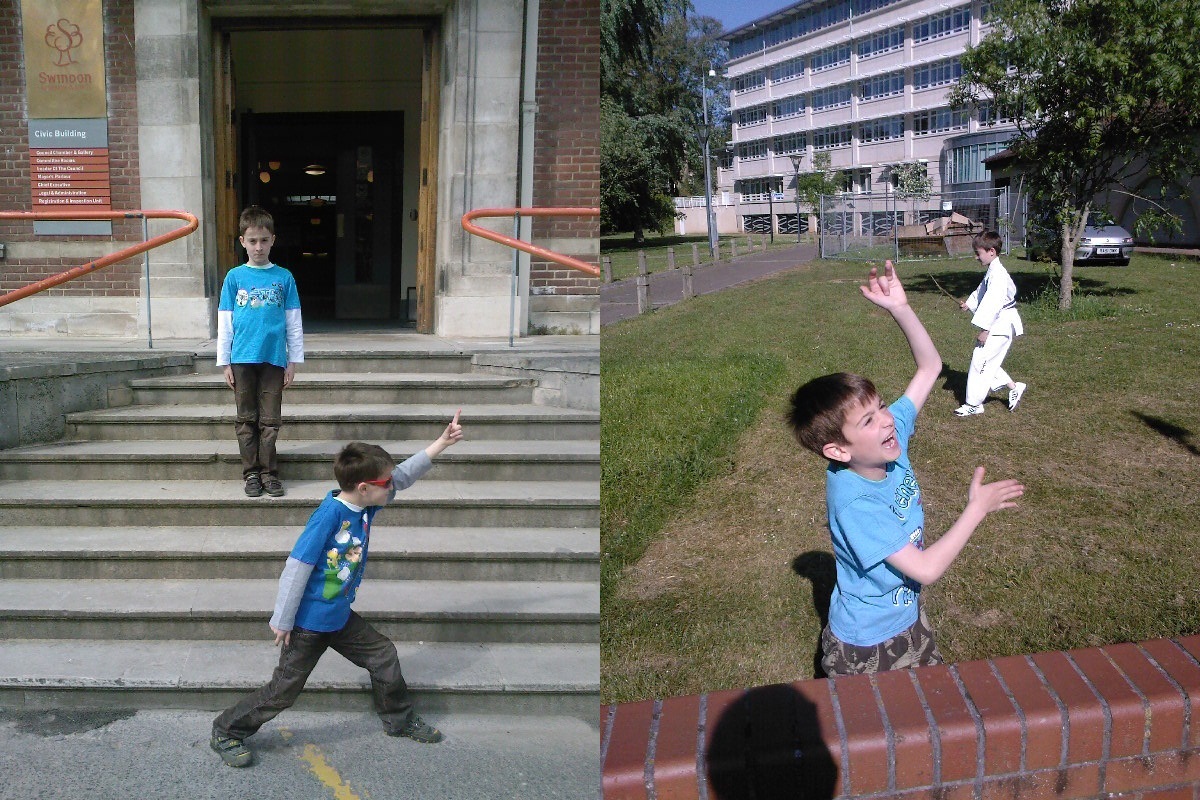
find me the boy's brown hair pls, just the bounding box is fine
[334,442,396,491]
[238,205,275,236]
[972,229,1004,254]
[787,372,880,456]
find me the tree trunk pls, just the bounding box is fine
[1058,204,1092,310]
[1058,235,1075,310]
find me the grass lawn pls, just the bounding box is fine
[601,252,1200,704]
[601,231,810,282]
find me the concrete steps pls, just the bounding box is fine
[0,478,598,527]
[65,403,598,441]
[129,372,538,405]
[0,640,597,717]
[0,439,600,482]
[0,346,599,716]
[0,578,598,643]
[0,526,600,581]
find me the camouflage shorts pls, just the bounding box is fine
[820,606,943,677]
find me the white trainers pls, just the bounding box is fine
[1008,382,1027,411]
[954,404,984,416]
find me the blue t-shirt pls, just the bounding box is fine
[217,264,301,368]
[290,492,378,632]
[825,396,926,646]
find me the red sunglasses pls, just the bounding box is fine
[362,476,393,489]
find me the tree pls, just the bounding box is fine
[601,0,728,240]
[600,97,683,240]
[793,152,843,229]
[951,0,1200,309]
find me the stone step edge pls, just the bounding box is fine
[0,441,599,462]
[129,374,536,387]
[0,640,598,693]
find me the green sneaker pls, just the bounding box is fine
[388,714,444,744]
[210,734,253,767]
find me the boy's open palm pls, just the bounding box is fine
[967,466,1024,515]
[861,260,909,310]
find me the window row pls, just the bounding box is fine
[731,5,972,92]
[734,65,964,128]
[730,0,910,59]
[734,107,971,159]
[912,6,971,43]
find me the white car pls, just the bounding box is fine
[1027,212,1134,266]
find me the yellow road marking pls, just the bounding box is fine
[299,743,362,800]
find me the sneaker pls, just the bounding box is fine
[954,404,984,417]
[262,475,285,497]
[210,734,253,767]
[1008,382,1027,411]
[244,473,264,497]
[387,714,444,744]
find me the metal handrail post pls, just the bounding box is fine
[141,214,153,349]
[510,211,520,348]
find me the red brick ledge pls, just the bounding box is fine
[601,636,1200,799]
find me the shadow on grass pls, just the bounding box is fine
[1132,412,1200,457]
[792,551,835,679]
[904,270,1137,303]
[707,682,838,799]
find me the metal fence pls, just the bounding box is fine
[818,187,1015,262]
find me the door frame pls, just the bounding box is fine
[209,16,440,332]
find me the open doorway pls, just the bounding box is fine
[243,112,406,323]
[211,22,439,331]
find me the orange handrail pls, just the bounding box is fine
[461,207,600,277]
[0,209,199,309]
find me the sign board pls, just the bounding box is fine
[22,0,107,119]
[22,0,110,235]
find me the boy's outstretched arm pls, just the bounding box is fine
[886,466,1024,585]
[861,261,942,412]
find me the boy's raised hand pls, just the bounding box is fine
[442,409,464,446]
[966,466,1024,515]
[860,260,909,311]
[425,409,464,459]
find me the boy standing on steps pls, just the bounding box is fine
[216,205,304,498]
[787,261,1024,676]
[954,230,1027,417]
[211,411,464,768]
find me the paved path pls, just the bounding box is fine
[0,709,597,800]
[600,242,819,326]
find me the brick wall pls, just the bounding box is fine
[0,0,142,297]
[602,635,1200,799]
[531,0,599,296]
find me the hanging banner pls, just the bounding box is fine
[23,0,107,119]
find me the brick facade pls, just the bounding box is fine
[531,0,600,296]
[603,635,1200,799]
[0,0,142,298]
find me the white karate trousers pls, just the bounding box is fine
[965,331,1013,407]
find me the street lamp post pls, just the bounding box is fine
[701,68,718,257]
[789,153,804,243]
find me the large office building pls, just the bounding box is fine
[721,0,1016,235]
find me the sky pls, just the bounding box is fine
[689,0,796,34]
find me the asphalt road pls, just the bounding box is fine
[0,708,598,799]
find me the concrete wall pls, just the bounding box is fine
[0,353,194,449]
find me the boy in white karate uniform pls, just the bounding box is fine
[955,230,1027,417]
